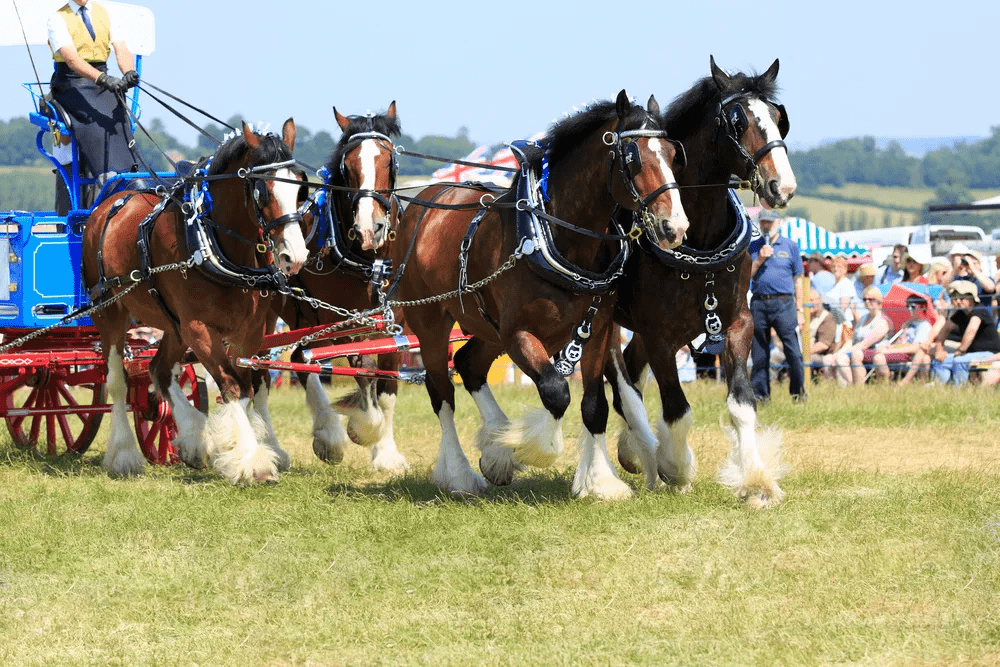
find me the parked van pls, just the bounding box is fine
[839,224,986,255]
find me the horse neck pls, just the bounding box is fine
[544,133,618,267]
[673,120,735,251]
[208,177,261,265]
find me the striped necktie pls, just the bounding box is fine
[79,5,97,41]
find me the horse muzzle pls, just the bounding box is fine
[646,212,689,251]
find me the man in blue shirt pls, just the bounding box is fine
[750,209,806,402]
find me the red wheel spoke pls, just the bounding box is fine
[56,413,74,452]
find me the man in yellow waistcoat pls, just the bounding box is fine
[47,0,139,210]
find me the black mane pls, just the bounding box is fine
[326,111,402,182]
[661,68,780,139]
[208,130,292,176]
[543,99,656,170]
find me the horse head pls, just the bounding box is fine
[709,56,797,209]
[331,102,401,252]
[609,90,689,250]
[241,118,309,275]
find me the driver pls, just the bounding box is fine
[47,0,139,211]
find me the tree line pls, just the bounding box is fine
[0,114,476,177]
[2,113,998,228]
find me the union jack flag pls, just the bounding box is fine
[470,132,546,186]
[431,146,489,182]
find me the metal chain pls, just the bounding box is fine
[385,247,521,309]
[0,259,195,354]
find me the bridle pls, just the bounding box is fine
[603,114,686,238]
[337,124,400,243]
[241,157,306,236]
[715,92,790,190]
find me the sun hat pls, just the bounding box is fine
[947,279,980,302]
[949,242,972,257]
[903,246,932,272]
[858,264,876,277]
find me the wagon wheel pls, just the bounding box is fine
[1,366,107,457]
[133,364,209,465]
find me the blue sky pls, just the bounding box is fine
[2,0,998,151]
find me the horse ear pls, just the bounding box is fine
[242,121,260,149]
[763,58,780,83]
[282,117,296,153]
[333,106,350,132]
[710,55,730,90]
[647,94,660,118]
[615,90,630,119]
[386,101,397,121]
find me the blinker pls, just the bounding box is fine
[624,142,642,179]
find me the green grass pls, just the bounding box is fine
[2,378,1000,665]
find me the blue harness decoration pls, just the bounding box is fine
[639,189,758,355]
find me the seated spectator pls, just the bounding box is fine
[772,288,835,374]
[823,286,893,386]
[901,247,930,284]
[853,263,877,316]
[823,256,857,326]
[871,295,934,381]
[807,253,835,295]
[903,280,1000,385]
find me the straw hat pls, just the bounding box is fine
[857,263,876,278]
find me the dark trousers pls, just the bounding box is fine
[50,64,137,180]
[751,295,804,400]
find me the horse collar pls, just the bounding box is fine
[511,145,630,295]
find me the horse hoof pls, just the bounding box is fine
[479,456,513,486]
[253,471,279,485]
[312,439,345,464]
[618,452,640,475]
[180,453,207,470]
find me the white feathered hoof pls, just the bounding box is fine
[370,446,409,474]
[101,439,146,478]
[176,442,208,470]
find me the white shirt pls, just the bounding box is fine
[47,1,121,54]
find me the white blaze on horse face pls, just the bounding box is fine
[272,167,308,275]
[746,98,797,205]
[355,139,382,251]
[646,137,689,249]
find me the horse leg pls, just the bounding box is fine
[366,354,409,473]
[604,342,660,490]
[716,308,788,508]
[500,332,568,468]
[294,346,350,464]
[251,370,291,471]
[338,359,384,447]
[571,323,635,500]
[453,338,513,485]
[100,333,146,478]
[191,327,278,485]
[151,333,209,469]
[647,345,697,492]
[419,317,487,495]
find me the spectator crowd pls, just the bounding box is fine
[753,213,1000,392]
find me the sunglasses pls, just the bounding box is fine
[863,297,882,303]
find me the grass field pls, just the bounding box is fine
[2,377,999,665]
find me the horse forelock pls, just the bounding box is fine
[661,69,781,139]
[207,132,292,176]
[326,112,402,182]
[544,100,657,170]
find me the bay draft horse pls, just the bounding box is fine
[392,91,688,494]
[266,103,409,472]
[604,57,797,507]
[83,120,310,484]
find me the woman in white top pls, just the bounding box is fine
[823,286,893,386]
[822,256,857,326]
